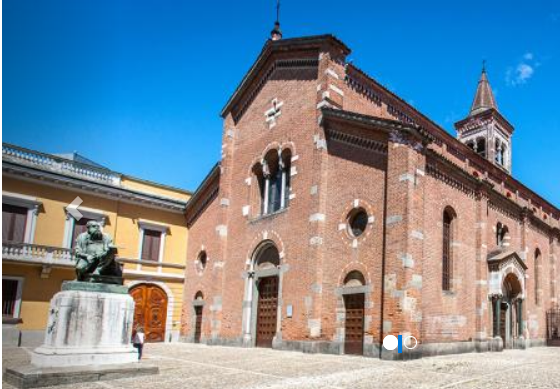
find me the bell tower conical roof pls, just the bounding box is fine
[469,66,498,116]
[455,63,514,173]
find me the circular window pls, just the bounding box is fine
[196,251,207,274]
[347,208,368,237]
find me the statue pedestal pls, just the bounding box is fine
[4,281,159,388]
[31,281,138,367]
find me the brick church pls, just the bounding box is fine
[180,26,560,358]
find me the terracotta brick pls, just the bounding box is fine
[181,35,560,357]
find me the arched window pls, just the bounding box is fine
[496,223,509,248]
[476,138,486,158]
[196,251,207,274]
[535,249,541,306]
[442,207,456,291]
[256,148,291,216]
[494,139,507,167]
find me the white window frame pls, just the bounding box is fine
[2,276,25,318]
[137,220,168,272]
[62,206,107,248]
[2,192,41,244]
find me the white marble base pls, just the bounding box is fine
[32,346,138,367]
[31,283,137,368]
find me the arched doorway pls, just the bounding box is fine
[343,271,366,355]
[129,284,168,343]
[253,243,280,348]
[193,291,204,344]
[494,273,523,348]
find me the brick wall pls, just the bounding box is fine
[181,35,560,355]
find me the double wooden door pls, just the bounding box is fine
[130,284,168,343]
[344,293,365,355]
[256,276,279,348]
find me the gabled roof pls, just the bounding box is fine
[220,34,350,118]
[217,33,558,219]
[470,68,498,116]
[487,249,528,270]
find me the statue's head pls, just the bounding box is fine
[86,220,103,240]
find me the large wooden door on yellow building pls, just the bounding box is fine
[129,284,168,343]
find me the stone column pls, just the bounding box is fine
[494,297,502,338]
[262,160,270,215]
[279,155,286,209]
[517,299,523,337]
[273,266,285,346]
[242,272,255,345]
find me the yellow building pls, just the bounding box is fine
[2,142,190,345]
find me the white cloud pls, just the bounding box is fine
[517,63,534,82]
[506,53,539,86]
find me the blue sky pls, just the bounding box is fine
[3,1,559,206]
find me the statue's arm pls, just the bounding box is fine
[74,235,88,259]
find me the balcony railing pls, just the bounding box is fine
[2,143,122,186]
[2,242,74,267]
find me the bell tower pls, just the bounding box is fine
[455,64,514,173]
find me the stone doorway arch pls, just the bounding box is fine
[241,240,284,348]
[488,250,527,349]
[498,273,524,348]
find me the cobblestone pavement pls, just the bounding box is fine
[3,343,560,389]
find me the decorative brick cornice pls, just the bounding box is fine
[426,152,479,198]
[320,107,433,145]
[325,128,387,155]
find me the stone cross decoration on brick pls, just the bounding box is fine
[265,98,283,129]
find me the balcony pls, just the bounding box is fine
[2,242,74,269]
[2,143,121,186]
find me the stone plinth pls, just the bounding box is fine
[4,363,158,389]
[31,281,138,368]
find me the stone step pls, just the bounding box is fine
[3,362,158,388]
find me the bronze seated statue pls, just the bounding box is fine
[74,220,123,284]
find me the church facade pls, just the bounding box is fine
[180,32,560,358]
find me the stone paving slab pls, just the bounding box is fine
[3,343,560,389]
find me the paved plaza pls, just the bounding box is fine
[3,343,560,389]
